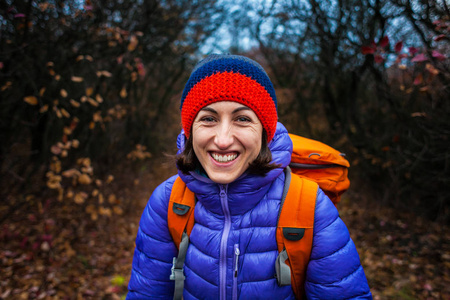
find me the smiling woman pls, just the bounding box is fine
[127,54,372,300]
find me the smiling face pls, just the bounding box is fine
[191,101,263,184]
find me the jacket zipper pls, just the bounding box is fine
[233,244,240,300]
[219,185,231,300]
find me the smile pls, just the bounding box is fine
[210,152,238,163]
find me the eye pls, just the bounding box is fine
[200,116,216,123]
[236,116,252,123]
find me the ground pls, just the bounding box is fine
[1,163,449,299]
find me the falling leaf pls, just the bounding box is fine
[408,47,418,55]
[85,55,93,61]
[431,50,446,61]
[378,36,389,48]
[89,121,95,129]
[374,55,384,64]
[120,87,127,98]
[72,139,80,148]
[411,112,426,117]
[70,99,80,107]
[419,86,428,92]
[50,145,61,155]
[361,46,375,55]
[55,74,61,81]
[61,108,70,118]
[128,35,139,51]
[55,108,62,118]
[62,169,81,178]
[24,96,38,105]
[95,94,103,103]
[39,104,49,113]
[74,192,88,204]
[106,175,114,183]
[434,34,446,42]
[88,97,99,107]
[86,87,94,96]
[60,89,68,98]
[80,96,88,103]
[1,81,12,91]
[39,87,46,96]
[411,53,427,62]
[78,173,92,185]
[108,194,117,204]
[413,74,423,85]
[76,55,84,62]
[425,63,439,76]
[71,76,84,82]
[394,41,403,53]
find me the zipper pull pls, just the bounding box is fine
[234,244,240,277]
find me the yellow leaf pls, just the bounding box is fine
[61,108,70,118]
[80,96,87,102]
[71,76,84,82]
[78,157,91,167]
[87,97,99,107]
[90,212,98,221]
[24,96,38,105]
[113,206,123,215]
[101,70,112,77]
[99,193,104,204]
[93,111,102,122]
[108,194,117,204]
[70,99,80,107]
[60,89,68,98]
[120,87,127,98]
[86,87,94,96]
[39,104,49,113]
[128,35,138,51]
[66,190,74,199]
[89,121,95,129]
[76,55,84,62]
[85,55,93,62]
[49,69,56,76]
[106,175,114,183]
[92,189,99,197]
[78,173,92,185]
[57,188,64,202]
[61,150,68,157]
[74,192,88,204]
[62,168,81,178]
[95,179,102,187]
[55,74,61,81]
[99,206,112,217]
[86,204,96,214]
[1,81,12,91]
[95,94,103,103]
[39,87,46,96]
[131,72,137,82]
[72,139,80,148]
[55,108,62,118]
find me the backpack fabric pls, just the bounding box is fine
[127,123,373,300]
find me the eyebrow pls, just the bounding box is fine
[199,105,251,114]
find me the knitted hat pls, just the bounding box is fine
[180,54,278,141]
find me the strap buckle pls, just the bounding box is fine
[170,257,185,281]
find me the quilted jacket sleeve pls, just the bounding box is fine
[127,176,178,299]
[305,189,372,299]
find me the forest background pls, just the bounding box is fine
[1,0,449,299]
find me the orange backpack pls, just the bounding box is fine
[167,134,350,300]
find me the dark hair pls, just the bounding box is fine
[176,130,281,176]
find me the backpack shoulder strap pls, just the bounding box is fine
[167,176,196,300]
[168,176,196,248]
[276,167,318,299]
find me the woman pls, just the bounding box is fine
[127,54,372,299]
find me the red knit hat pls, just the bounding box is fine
[180,54,278,141]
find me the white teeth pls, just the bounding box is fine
[212,153,237,162]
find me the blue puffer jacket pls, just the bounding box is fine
[127,123,372,299]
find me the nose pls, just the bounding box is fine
[214,122,234,149]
